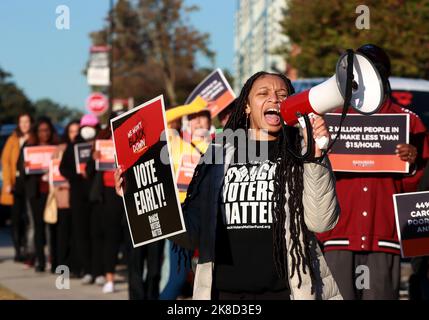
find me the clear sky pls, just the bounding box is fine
[0,0,235,111]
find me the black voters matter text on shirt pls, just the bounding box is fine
[214,140,289,294]
[223,162,276,229]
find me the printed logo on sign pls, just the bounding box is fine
[149,213,163,237]
[352,160,375,168]
[128,121,148,154]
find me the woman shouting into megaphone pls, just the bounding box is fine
[115,72,342,300]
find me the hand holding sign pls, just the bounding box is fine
[396,144,417,164]
[111,95,186,247]
[114,166,124,197]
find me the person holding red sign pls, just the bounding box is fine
[18,117,59,272]
[317,44,429,300]
[115,71,342,300]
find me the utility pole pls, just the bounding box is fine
[108,0,114,117]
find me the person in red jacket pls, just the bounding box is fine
[317,44,429,300]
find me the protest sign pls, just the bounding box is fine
[95,139,116,171]
[111,95,185,247]
[393,191,429,258]
[325,113,409,172]
[185,68,235,118]
[23,145,57,175]
[49,158,67,186]
[175,151,201,192]
[74,142,93,174]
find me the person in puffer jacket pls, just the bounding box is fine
[115,72,342,300]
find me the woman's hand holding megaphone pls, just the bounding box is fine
[301,115,330,158]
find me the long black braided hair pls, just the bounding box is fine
[224,71,317,291]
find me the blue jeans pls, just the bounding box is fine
[159,240,191,300]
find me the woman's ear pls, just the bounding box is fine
[245,104,251,115]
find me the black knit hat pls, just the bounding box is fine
[357,44,391,79]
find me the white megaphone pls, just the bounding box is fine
[280,51,386,149]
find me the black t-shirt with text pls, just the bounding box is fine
[214,140,289,293]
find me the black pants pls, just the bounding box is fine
[70,185,92,275]
[127,235,165,300]
[49,223,58,272]
[409,257,429,300]
[11,195,26,259]
[91,202,104,278]
[324,250,400,300]
[102,187,123,274]
[29,194,48,269]
[57,208,72,267]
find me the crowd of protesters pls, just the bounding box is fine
[0,98,234,299]
[1,44,429,300]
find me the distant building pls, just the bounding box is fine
[234,0,289,93]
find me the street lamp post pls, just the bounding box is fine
[108,0,114,117]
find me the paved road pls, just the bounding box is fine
[0,227,128,300]
[0,225,411,300]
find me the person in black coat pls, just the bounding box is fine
[59,114,100,282]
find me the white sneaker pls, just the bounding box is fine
[81,274,93,285]
[95,275,106,286]
[102,281,115,294]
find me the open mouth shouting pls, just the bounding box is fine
[263,107,281,126]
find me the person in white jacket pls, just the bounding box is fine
[115,71,343,300]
